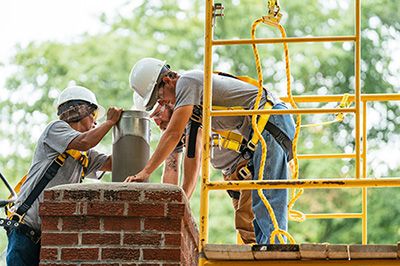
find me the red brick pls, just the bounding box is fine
[81,264,119,266]
[82,233,121,245]
[39,202,78,216]
[123,232,162,246]
[41,232,78,246]
[61,248,99,261]
[85,202,125,216]
[63,190,100,202]
[127,202,165,217]
[103,190,141,202]
[43,190,62,201]
[166,203,185,217]
[164,233,181,246]
[41,217,60,231]
[39,263,77,266]
[143,248,181,261]
[144,218,182,232]
[121,262,159,266]
[61,216,100,231]
[40,247,59,261]
[101,248,140,261]
[103,217,141,231]
[144,191,182,203]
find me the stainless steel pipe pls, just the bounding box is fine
[112,110,150,182]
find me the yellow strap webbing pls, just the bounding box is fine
[66,149,89,168]
[209,102,272,154]
[247,102,273,151]
[212,129,244,153]
[66,149,88,179]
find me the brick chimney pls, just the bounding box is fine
[38,183,199,265]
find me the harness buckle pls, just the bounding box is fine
[54,153,67,167]
[238,166,252,180]
[8,211,25,223]
[211,133,221,149]
[247,140,258,152]
[191,112,202,124]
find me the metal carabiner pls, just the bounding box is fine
[213,3,225,27]
[268,0,281,17]
[8,211,25,223]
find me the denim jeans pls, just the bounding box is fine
[250,103,295,244]
[7,228,40,266]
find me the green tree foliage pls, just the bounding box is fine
[1,0,400,255]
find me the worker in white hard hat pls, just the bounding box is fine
[125,57,295,245]
[5,86,123,266]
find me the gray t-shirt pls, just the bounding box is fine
[174,70,279,174]
[13,120,109,231]
[173,125,242,174]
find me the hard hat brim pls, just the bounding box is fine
[144,87,159,111]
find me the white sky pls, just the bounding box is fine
[0,0,130,86]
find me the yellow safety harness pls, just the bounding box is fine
[210,101,274,154]
[5,149,88,220]
[188,72,295,195]
[188,71,294,166]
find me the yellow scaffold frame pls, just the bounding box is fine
[200,0,400,265]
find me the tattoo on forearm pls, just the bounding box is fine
[166,155,179,172]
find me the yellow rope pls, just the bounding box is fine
[300,93,352,128]
[251,18,286,244]
[250,7,307,243]
[270,21,305,223]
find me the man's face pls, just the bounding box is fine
[77,112,97,132]
[157,79,175,106]
[150,103,173,131]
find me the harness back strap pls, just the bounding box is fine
[265,121,293,161]
[187,107,203,158]
[187,121,201,158]
[11,153,68,220]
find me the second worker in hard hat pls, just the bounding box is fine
[125,57,295,244]
[150,102,256,244]
[5,86,123,266]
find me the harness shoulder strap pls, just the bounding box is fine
[8,149,88,221]
[11,152,68,220]
[66,149,89,168]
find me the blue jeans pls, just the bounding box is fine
[250,103,295,244]
[7,228,40,266]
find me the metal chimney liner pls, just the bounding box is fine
[112,110,150,182]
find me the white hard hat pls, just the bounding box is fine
[129,58,166,110]
[57,86,106,120]
[133,92,146,111]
